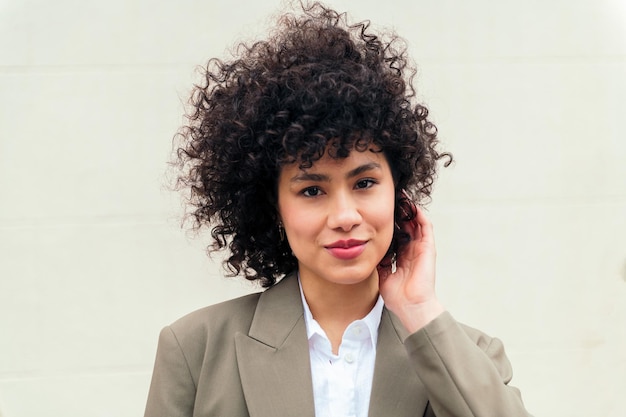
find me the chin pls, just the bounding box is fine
[329,268,378,286]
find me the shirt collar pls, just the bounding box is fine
[298,275,384,348]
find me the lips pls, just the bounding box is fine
[325,239,367,260]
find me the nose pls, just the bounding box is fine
[327,192,362,232]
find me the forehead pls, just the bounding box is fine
[279,148,389,179]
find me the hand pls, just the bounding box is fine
[378,203,445,333]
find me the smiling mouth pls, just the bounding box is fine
[325,239,367,260]
[325,239,367,248]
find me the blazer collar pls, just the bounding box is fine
[235,273,428,417]
[368,309,429,417]
[235,273,315,417]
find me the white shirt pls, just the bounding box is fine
[299,279,384,417]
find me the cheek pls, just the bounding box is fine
[370,194,396,239]
[280,203,319,245]
[384,191,398,241]
[382,205,397,241]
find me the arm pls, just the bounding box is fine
[144,326,196,417]
[379,204,531,416]
[406,312,530,417]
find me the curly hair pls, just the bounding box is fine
[174,2,452,287]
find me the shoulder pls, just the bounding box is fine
[164,272,300,348]
[386,308,497,345]
[404,311,514,381]
[458,321,495,346]
[393,310,506,359]
[168,290,263,345]
[154,291,263,384]
[456,319,504,355]
[414,310,497,344]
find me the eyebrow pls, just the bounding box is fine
[290,162,382,183]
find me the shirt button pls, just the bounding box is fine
[344,353,354,363]
[352,326,362,336]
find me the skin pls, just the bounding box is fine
[377,201,446,334]
[277,148,445,353]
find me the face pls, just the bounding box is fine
[277,148,396,288]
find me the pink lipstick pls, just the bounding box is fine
[325,239,367,260]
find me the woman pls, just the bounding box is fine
[145,3,531,416]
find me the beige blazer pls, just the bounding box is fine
[144,273,530,417]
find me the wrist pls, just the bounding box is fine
[393,299,446,334]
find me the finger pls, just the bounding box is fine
[414,206,435,246]
[398,193,419,240]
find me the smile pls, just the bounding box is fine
[325,239,368,260]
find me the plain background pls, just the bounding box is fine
[1,0,625,416]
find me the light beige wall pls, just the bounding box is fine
[1,0,624,416]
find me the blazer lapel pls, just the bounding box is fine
[235,274,316,417]
[235,274,428,417]
[368,309,429,417]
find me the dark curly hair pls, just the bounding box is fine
[174,2,452,287]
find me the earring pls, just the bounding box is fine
[278,223,285,242]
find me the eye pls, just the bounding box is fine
[302,186,323,197]
[355,179,377,190]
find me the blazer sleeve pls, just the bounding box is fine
[144,326,196,417]
[403,312,531,417]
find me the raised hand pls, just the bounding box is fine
[378,203,445,333]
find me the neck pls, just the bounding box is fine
[299,271,379,354]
